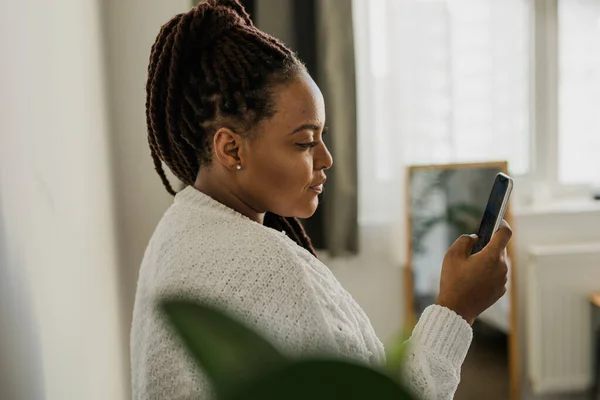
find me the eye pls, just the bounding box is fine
[296,141,319,149]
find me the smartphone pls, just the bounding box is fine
[471,172,514,255]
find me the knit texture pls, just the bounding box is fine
[402,305,473,399]
[130,186,472,399]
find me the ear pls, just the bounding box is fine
[213,127,243,170]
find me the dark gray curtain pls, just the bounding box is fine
[314,0,358,256]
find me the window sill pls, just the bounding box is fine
[513,198,600,217]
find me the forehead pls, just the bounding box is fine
[267,72,325,130]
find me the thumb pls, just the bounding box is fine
[446,234,478,259]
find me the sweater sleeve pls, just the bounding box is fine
[401,305,473,400]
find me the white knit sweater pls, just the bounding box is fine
[131,186,473,399]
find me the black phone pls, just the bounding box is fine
[471,173,513,255]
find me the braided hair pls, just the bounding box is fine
[146,0,317,256]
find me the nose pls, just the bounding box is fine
[314,141,333,171]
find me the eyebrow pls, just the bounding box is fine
[289,123,322,135]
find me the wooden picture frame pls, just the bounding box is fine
[404,161,520,400]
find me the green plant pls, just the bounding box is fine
[160,299,418,400]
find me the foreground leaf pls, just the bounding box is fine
[160,299,289,398]
[385,328,413,374]
[231,359,416,400]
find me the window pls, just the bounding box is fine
[354,0,529,224]
[558,0,600,185]
[354,0,600,224]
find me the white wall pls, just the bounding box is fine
[100,1,190,391]
[0,0,126,399]
[0,0,192,399]
[0,201,44,400]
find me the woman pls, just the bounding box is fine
[131,1,512,399]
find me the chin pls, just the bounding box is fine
[295,209,316,219]
[292,199,319,219]
[276,195,320,219]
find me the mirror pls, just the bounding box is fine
[404,161,519,400]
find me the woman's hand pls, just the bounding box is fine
[436,220,512,325]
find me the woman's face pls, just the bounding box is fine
[237,71,333,219]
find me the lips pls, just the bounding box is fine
[310,184,324,193]
[309,175,326,193]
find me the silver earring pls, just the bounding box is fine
[236,164,242,170]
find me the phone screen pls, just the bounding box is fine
[471,174,511,254]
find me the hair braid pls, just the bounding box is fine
[262,213,316,257]
[208,0,253,26]
[146,17,181,195]
[286,216,316,255]
[146,0,317,255]
[222,42,255,82]
[220,43,249,92]
[149,17,191,183]
[166,12,199,181]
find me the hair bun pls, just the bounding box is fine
[190,0,253,49]
[201,0,253,26]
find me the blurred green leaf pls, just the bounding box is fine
[160,299,289,399]
[385,328,413,374]
[161,299,418,400]
[231,359,415,400]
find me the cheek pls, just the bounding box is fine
[244,146,320,217]
[262,151,312,190]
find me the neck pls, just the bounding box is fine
[193,168,265,224]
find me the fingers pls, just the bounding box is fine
[485,220,513,256]
[446,234,478,260]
